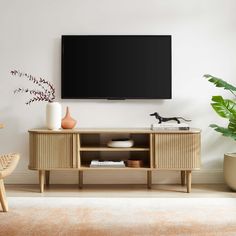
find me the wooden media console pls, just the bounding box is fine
[28,128,201,193]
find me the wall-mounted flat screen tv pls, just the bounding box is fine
[61,35,171,99]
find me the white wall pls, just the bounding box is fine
[1,0,236,184]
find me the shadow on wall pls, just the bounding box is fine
[201,128,236,169]
[0,115,27,169]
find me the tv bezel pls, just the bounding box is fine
[61,35,172,99]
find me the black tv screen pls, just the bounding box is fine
[61,35,171,99]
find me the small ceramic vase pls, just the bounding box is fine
[61,106,77,129]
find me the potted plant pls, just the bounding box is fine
[204,74,236,190]
[10,70,61,130]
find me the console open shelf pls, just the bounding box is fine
[80,164,150,170]
[80,147,150,151]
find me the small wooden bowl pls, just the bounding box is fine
[126,160,143,168]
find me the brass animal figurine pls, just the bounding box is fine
[150,112,191,124]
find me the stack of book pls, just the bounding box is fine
[151,123,190,130]
[90,160,126,168]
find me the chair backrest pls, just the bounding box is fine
[0,154,12,170]
[0,154,20,178]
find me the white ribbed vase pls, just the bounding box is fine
[46,102,62,130]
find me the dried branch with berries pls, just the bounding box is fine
[10,70,56,105]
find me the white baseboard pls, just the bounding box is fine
[4,169,224,184]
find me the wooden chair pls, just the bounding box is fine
[0,153,20,212]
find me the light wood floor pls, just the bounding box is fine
[5,184,236,198]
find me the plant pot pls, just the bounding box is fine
[224,153,236,191]
[46,102,62,130]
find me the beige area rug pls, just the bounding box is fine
[1,197,236,236]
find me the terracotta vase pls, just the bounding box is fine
[61,106,77,129]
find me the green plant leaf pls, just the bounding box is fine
[211,96,236,119]
[228,118,236,131]
[204,74,236,93]
[204,74,236,141]
[210,124,236,140]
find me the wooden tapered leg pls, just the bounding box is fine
[79,171,83,189]
[186,171,192,193]
[181,171,186,186]
[0,179,8,212]
[45,171,50,187]
[39,170,45,193]
[147,171,152,189]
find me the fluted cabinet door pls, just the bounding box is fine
[29,133,73,169]
[154,133,201,170]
